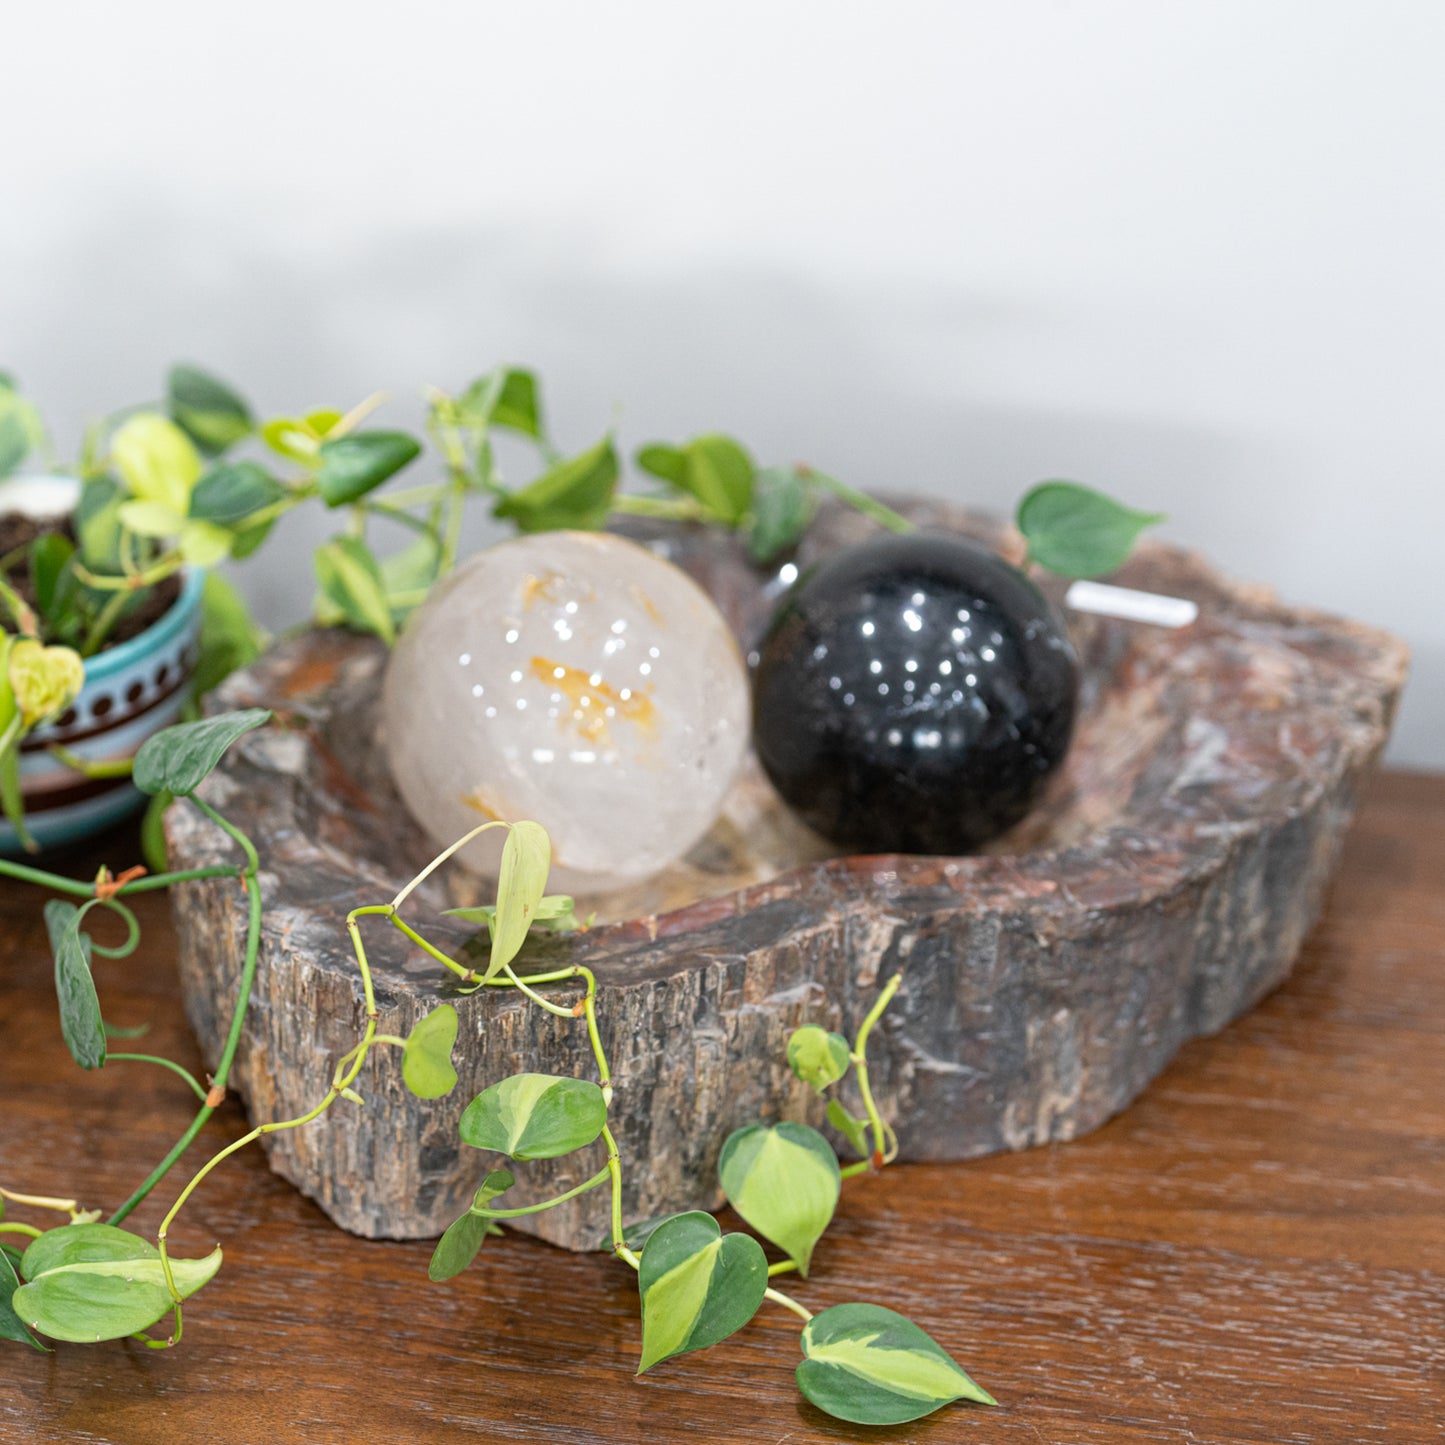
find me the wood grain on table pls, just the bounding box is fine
[1,772,1441,1444]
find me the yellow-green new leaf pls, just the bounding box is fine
[9,640,83,729]
[797,1302,995,1424]
[718,1122,840,1276]
[179,520,234,568]
[637,1212,767,1373]
[486,820,551,979]
[787,1025,850,1093]
[111,413,203,514]
[14,1247,222,1343]
[402,1005,459,1099]
[117,498,187,539]
[261,417,322,464]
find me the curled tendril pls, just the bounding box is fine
[85,897,142,959]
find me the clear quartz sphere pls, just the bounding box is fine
[382,530,750,896]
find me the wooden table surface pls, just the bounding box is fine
[1,771,1441,1444]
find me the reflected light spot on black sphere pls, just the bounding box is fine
[752,532,1079,853]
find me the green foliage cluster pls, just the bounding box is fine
[0,360,1161,856]
[0,712,995,1425]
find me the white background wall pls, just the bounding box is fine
[4,1,1442,763]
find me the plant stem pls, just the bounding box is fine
[764,1286,813,1323]
[767,1260,800,1277]
[609,494,707,522]
[850,972,903,1165]
[391,820,505,910]
[155,857,380,1294]
[388,912,477,981]
[109,803,263,1226]
[502,963,575,1017]
[478,1166,611,1219]
[106,1055,208,1102]
[0,1187,79,1213]
[0,1223,42,1239]
[0,576,39,636]
[806,469,914,535]
[86,897,141,958]
[0,859,96,896]
[116,865,242,894]
[81,587,137,657]
[45,744,134,780]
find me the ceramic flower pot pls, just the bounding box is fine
[0,476,205,855]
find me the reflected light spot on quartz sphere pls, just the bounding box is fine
[383,531,750,895]
[752,531,1079,853]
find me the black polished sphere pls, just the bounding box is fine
[752,532,1079,853]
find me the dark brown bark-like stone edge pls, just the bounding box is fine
[166,506,1408,1249]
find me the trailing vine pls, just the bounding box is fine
[0,709,994,1425]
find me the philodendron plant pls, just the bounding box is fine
[0,710,994,1427]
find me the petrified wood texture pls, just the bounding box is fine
[166,505,1408,1249]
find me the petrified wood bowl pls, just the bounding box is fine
[167,504,1408,1249]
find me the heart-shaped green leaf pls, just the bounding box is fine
[379,533,441,616]
[787,1026,850,1094]
[44,900,105,1071]
[14,1245,222,1343]
[826,1098,871,1158]
[20,1222,156,1279]
[168,364,254,455]
[487,821,552,979]
[314,536,396,643]
[493,436,618,533]
[29,532,77,621]
[315,431,421,507]
[797,1302,996,1424]
[428,1170,514,1282]
[637,434,755,524]
[635,442,685,486]
[192,573,267,699]
[462,367,543,439]
[402,1005,459,1099]
[0,1248,46,1350]
[747,464,816,562]
[1016,481,1165,580]
[679,435,755,524]
[133,708,272,797]
[458,1073,607,1161]
[718,1122,840,1276]
[637,1211,767,1373]
[111,413,203,514]
[189,461,284,526]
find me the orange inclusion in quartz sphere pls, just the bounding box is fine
[382,531,749,896]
